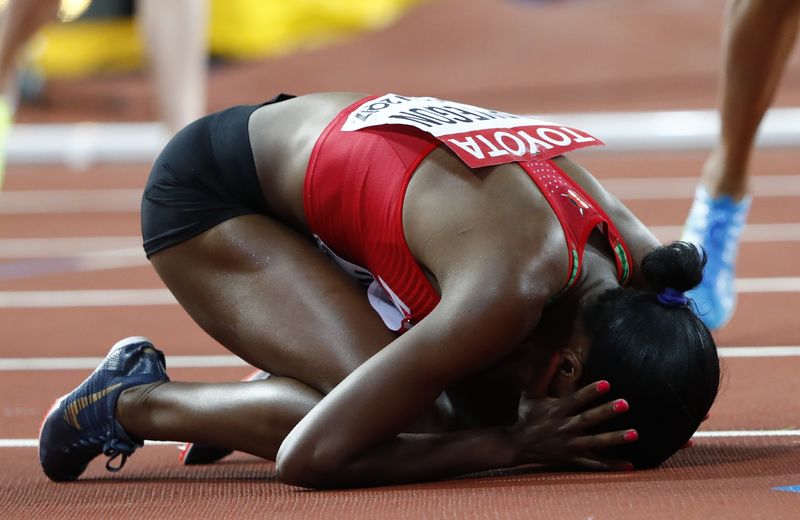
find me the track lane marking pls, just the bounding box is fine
[3,175,800,214]
[2,223,800,265]
[5,107,800,165]
[3,277,800,308]
[5,430,800,448]
[1,347,799,371]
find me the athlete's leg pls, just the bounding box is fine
[136,0,208,134]
[702,0,800,199]
[148,213,398,395]
[683,0,800,329]
[0,0,59,95]
[117,367,451,463]
[45,212,411,472]
[0,0,60,188]
[118,376,321,461]
[179,369,270,465]
[116,214,437,458]
[39,338,323,479]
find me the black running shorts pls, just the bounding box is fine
[141,93,294,257]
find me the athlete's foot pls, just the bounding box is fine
[681,185,751,329]
[38,337,170,481]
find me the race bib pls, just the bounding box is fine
[341,94,603,168]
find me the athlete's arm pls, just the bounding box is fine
[275,262,632,488]
[274,197,623,487]
[273,155,543,486]
[276,151,638,488]
[273,259,530,487]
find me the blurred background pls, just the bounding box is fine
[11,0,798,119]
[2,0,797,168]
[3,6,800,511]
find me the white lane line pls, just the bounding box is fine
[64,254,149,272]
[5,107,800,166]
[0,237,142,257]
[692,430,800,438]
[0,355,249,370]
[719,346,800,358]
[7,121,169,167]
[736,277,800,293]
[602,175,800,200]
[0,252,149,281]
[1,439,181,448]
[0,440,37,448]
[0,238,148,279]
[3,224,800,263]
[0,189,143,214]
[649,223,800,243]
[547,107,800,151]
[4,175,800,215]
[1,278,799,308]
[0,347,797,371]
[0,289,176,307]
[3,431,799,448]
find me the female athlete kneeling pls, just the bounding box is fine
[39,93,719,489]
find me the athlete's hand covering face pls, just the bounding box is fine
[510,380,638,471]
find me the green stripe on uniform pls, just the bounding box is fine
[615,243,630,284]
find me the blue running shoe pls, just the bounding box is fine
[681,185,751,329]
[179,369,270,465]
[39,336,169,481]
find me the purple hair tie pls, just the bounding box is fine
[657,287,688,307]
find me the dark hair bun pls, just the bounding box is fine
[640,241,706,292]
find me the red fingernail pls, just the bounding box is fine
[624,430,638,442]
[683,439,694,448]
[596,380,611,394]
[613,399,629,413]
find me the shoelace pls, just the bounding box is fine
[103,438,137,472]
[104,451,129,472]
[68,434,135,472]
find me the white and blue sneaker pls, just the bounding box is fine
[39,337,169,481]
[681,185,751,329]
